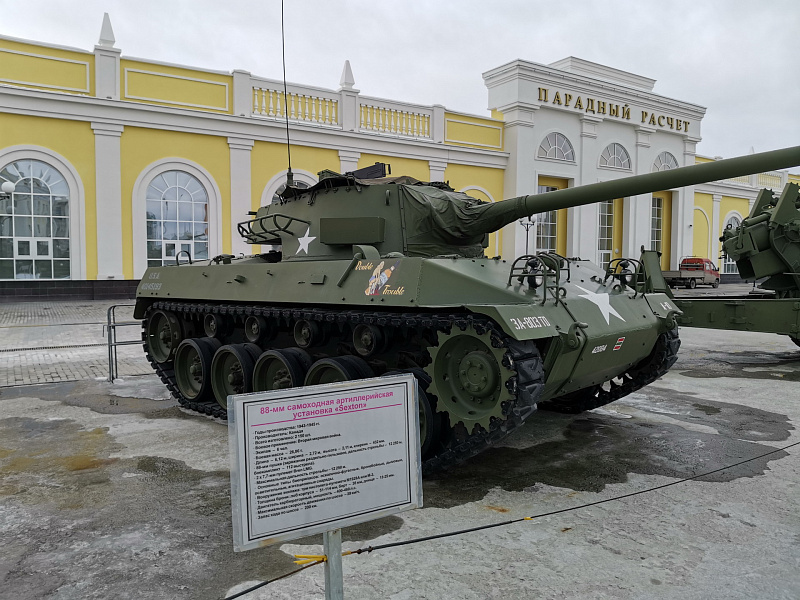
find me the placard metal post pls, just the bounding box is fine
[323,528,343,600]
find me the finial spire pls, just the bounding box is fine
[98,13,116,48]
[339,60,355,90]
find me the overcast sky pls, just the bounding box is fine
[2,0,798,160]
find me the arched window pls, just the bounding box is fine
[133,159,221,278]
[146,170,209,267]
[0,159,71,280]
[722,215,742,274]
[272,180,310,204]
[652,151,678,172]
[259,170,319,252]
[261,169,318,206]
[600,143,631,169]
[538,133,575,162]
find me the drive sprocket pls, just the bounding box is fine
[425,324,515,434]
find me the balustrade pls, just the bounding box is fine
[757,172,783,189]
[245,76,436,140]
[722,175,752,185]
[252,86,339,126]
[720,170,786,189]
[358,102,432,139]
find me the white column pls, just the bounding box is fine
[92,122,124,279]
[228,137,255,257]
[338,150,360,174]
[578,116,601,184]
[571,115,601,261]
[429,160,447,182]
[671,186,695,268]
[711,193,722,262]
[623,195,651,258]
[338,60,360,131]
[500,106,537,259]
[627,126,655,260]
[232,70,252,117]
[675,137,699,266]
[94,13,120,100]
[432,104,446,143]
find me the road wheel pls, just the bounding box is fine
[688,278,697,289]
[145,309,183,363]
[174,337,220,401]
[211,343,261,409]
[417,385,435,456]
[252,348,312,391]
[712,279,719,288]
[304,356,374,386]
[384,369,437,458]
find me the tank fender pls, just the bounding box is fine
[133,298,153,320]
[645,293,682,330]
[466,304,564,341]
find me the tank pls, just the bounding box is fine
[674,181,800,346]
[135,145,800,472]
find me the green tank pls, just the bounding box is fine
[674,181,800,346]
[135,145,800,472]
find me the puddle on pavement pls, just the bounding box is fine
[0,418,119,509]
[675,349,800,381]
[423,395,793,509]
[0,418,302,600]
[1,378,179,416]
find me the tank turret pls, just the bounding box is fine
[721,182,800,297]
[241,146,800,260]
[137,145,800,474]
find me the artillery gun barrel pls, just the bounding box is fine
[476,146,800,232]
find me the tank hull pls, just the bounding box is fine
[136,252,680,472]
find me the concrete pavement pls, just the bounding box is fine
[0,297,798,600]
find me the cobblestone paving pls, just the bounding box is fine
[0,300,152,386]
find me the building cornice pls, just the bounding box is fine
[0,33,92,56]
[0,84,509,170]
[694,181,762,198]
[484,59,707,119]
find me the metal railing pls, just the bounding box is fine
[104,304,141,382]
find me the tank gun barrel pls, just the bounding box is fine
[475,146,800,234]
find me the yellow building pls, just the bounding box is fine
[0,17,505,299]
[0,17,794,298]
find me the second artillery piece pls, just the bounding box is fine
[674,181,800,346]
[136,146,800,472]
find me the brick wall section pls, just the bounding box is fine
[0,280,140,303]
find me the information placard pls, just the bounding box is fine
[229,373,422,552]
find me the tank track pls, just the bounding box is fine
[536,327,680,414]
[141,300,545,474]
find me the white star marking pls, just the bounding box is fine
[575,286,626,325]
[296,227,316,255]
